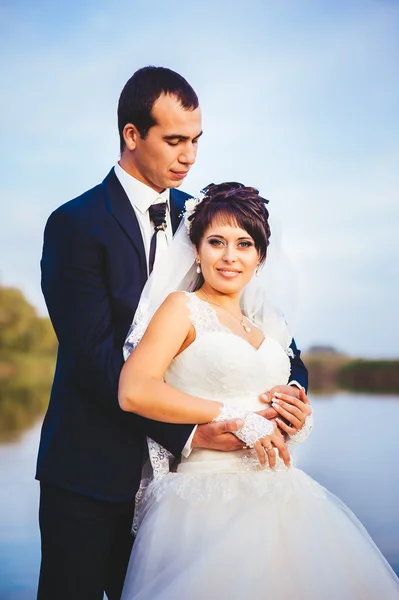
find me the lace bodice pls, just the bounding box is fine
[128,292,312,483]
[165,293,291,412]
[131,293,312,531]
[163,293,311,475]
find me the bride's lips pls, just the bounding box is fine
[217,268,241,278]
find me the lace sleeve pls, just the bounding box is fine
[287,413,313,449]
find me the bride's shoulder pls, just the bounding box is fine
[159,291,193,319]
[164,290,191,307]
[146,292,192,338]
[162,292,202,325]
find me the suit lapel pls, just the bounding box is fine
[102,169,148,279]
[103,170,192,280]
[170,189,191,234]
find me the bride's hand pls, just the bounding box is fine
[271,389,312,436]
[254,425,291,469]
[260,384,302,405]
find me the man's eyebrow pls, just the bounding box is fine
[163,131,203,141]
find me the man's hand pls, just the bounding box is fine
[256,406,278,420]
[256,385,301,425]
[191,392,304,453]
[191,412,293,468]
[192,419,248,452]
[259,384,302,406]
[191,405,284,452]
[259,385,311,436]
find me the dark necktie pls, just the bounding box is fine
[148,202,167,274]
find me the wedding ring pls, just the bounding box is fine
[265,445,273,451]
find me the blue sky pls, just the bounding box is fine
[1,0,398,357]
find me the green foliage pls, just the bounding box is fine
[0,353,55,439]
[340,359,399,394]
[304,353,349,393]
[305,351,399,394]
[0,284,57,353]
[0,284,56,439]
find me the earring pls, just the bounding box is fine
[255,265,260,277]
[196,258,201,274]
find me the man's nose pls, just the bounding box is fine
[179,144,197,165]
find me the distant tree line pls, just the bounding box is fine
[0,284,56,438]
[304,351,399,394]
[339,359,399,394]
[0,285,56,354]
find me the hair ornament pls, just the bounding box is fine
[183,191,206,232]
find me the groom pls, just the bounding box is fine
[36,66,308,600]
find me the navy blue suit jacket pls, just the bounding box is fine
[36,168,308,502]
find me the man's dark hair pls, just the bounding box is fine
[117,66,199,152]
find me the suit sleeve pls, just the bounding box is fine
[41,208,194,456]
[288,338,308,392]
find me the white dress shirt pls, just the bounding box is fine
[114,163,196,456]
[114,163,171,270]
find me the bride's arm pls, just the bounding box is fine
[119,292,290,466]
[118,292,223,424]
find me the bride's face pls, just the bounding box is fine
[197,221,260,296]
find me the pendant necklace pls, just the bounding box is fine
[199,290,252,333]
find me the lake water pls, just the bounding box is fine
[0,392,398,599]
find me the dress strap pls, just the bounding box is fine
[183,292,225,337]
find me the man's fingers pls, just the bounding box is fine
[299,388,311,404]
[259,391,272,404]
[271,385,301,399]
[257,407,278,420]
[216,418,244,434]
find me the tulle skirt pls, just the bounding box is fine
[121,467,399,599]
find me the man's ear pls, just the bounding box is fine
[123,124,139,151]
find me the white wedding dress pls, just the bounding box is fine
[121,293,399,600]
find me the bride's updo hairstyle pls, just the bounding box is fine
[188,182,271,264]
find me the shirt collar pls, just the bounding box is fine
[114,163,170,213]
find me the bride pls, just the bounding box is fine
[118,182,399,599]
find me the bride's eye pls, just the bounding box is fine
[238,241,254,248]
[208,238,225,247]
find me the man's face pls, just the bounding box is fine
[122,93,202,192]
